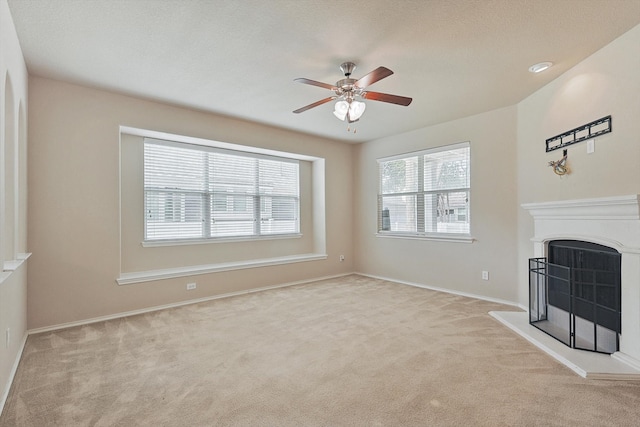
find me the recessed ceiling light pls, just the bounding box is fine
[529,62,553,73]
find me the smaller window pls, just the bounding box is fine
[377,142,470,238]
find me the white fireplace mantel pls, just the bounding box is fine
[522,194,640,221]
[522,194,640,256]
[520,194,640,375]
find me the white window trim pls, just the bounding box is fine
[118,126,328,283]
[377,141,472,242]
[122,126,318,162]
[0,253,31,285]
[378,141,469,163]
[375,232,474,243]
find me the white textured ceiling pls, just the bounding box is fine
[7,0,640,143]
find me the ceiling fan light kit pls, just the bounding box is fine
[333,99,366,122]
[293,62,412,128]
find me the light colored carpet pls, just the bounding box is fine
[2,274,640,426]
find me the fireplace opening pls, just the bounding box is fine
[529,240,621,354]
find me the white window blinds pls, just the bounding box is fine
[144,138,300,242]
[378,142,470,236]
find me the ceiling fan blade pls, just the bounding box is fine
[294,78,336,90]
[362,91,412,106]
[293,97,335,114]
[354,66,394,89]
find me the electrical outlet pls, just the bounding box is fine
[5,328,9,349]
[482,271,489,281]
[339,255,345,262]
[186,283,196,290]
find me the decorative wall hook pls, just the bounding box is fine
[548,149,569,175]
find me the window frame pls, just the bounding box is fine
[376,141,473,243]
[143,138,301,245]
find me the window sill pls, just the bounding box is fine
[141,233,303,247]
[0,253,32,285]
[117,252,328,285]
[3,252,32,271]
[376,233,475,243]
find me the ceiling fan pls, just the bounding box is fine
[293,62,412,123]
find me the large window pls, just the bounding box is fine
[378,142,470,237]
[144,138,300,242]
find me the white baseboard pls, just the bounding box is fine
[28,272,352,335]
[1,332,28,417]
[612,352,640,371]
[29,271,521,335]
[355,271,521,308]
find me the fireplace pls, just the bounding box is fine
[529,240,621,354]
[522,194,640,370]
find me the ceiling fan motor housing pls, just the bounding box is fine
[336,78,359,97]
[339,61,356,77]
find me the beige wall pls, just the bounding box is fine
[0,0,29,410]
[27,76,354,329]
[516,24,640,305]
[353,106,519,303]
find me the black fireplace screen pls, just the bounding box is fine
[529,240,621,354]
